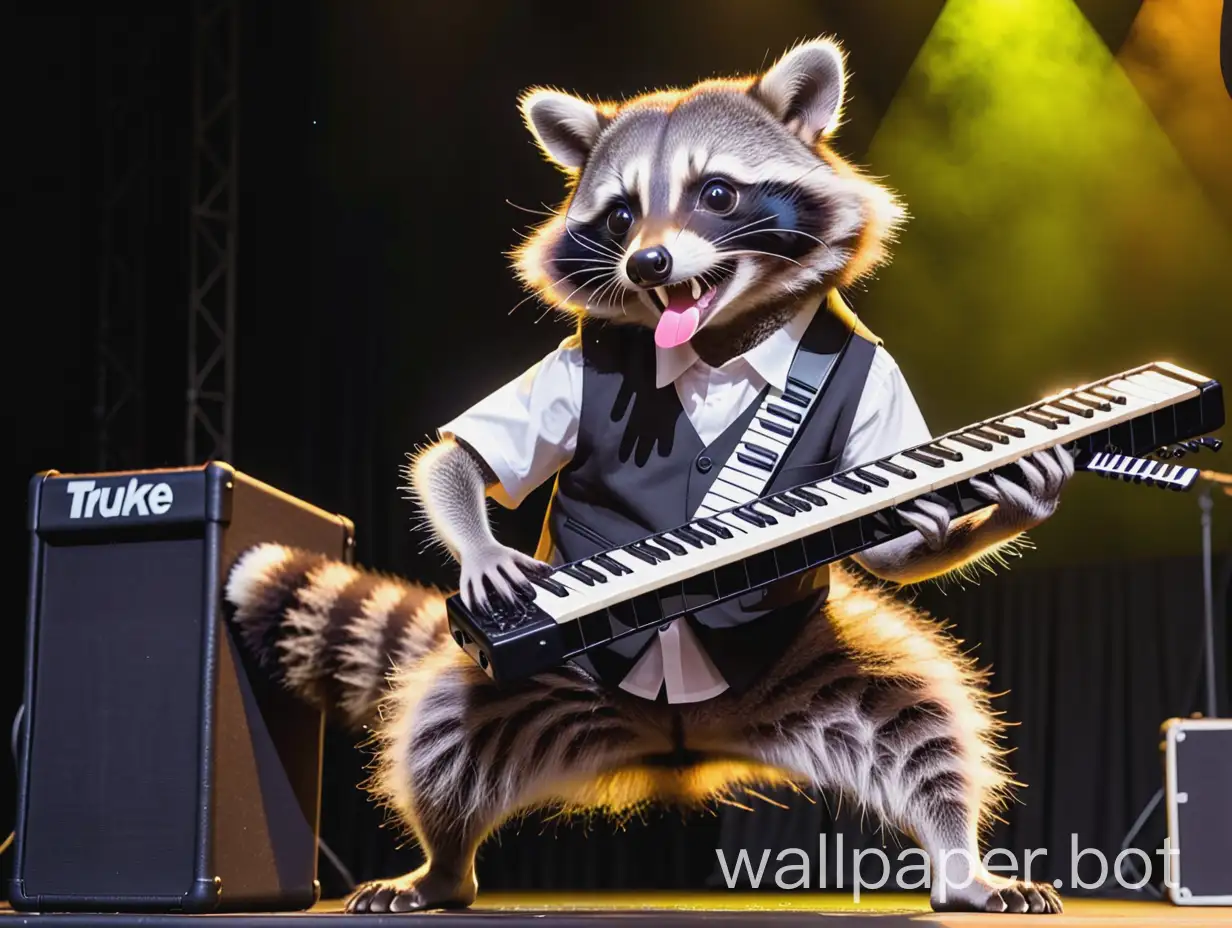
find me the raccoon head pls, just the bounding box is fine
[512,37,904,353]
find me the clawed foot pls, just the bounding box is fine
[899,445,1076,550]
[932,875,1063,914]
[458,542,551,611]
[344,865,476,914]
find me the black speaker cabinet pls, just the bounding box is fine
[7,463,354,913]
[1162,717,1232,905]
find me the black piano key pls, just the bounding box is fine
[904,448,946,468]
[574,563,608,583]
[714,561,749,597]
[745,550,778,585]
[777,492,809,512]
[766,403,803,424]
[733,508,764,527]
[746,505,778,525]
[970,427,1010,445]
[654,535,688,556]
[780,389,811,408]
[760,497,797,516]
[759,417,795,438]
[1053,399,1093,418]
[640,540,672,560]
[773,540,808,574]
[698,518,734,539]
[561,565,596,586]
[737,452,773,472]
[876,459,917,479]
[594,553,632,576]
[790,487,829,506]
[1092,386,1127,405]
[1073,393,1112,412]
[624,545,659,565]
[786,375,818,395]
[1019,411,1058,430]
[742,441,779,462]
[680,525,719,547]
[1033,407,1070,425]
[989,421,1027,438]
[853,467,890,488]
[669,529,704,549]
[926,443,964,462]
[951,433,993,452]
[832,474,871,494]
[529,574,571,597]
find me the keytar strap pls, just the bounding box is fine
[692,293,859,519]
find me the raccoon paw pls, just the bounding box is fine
[458,542,551,611]
[344,866,477,914]
[931,874,1063,914]
[969,445,1075,529]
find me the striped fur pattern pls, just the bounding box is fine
[225,543,446,730]
[225,547,1058,914]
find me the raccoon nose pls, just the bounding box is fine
[627,247,673,286]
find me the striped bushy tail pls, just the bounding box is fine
[224,543,448,730]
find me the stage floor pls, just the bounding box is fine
[4,892,1232,926]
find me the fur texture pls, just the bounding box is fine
[228,36,1070,917]
[228,553,1060,914]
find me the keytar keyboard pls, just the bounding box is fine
[446,361,1224,683]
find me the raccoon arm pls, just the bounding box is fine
[410,437,504,562]
[852,505,1025,586]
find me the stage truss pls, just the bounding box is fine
[186,0,238,465]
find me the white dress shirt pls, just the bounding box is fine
[440,300,932,703]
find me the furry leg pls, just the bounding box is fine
[733,572,1061,914]
[348,649,661,914]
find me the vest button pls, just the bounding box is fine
[696,455,713,473]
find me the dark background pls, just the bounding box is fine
[7,0,1231,901]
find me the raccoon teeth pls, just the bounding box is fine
[690,278,701,300]
[654,287,670,308]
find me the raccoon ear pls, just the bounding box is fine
[752,38,847,144]
[520,89,606,171]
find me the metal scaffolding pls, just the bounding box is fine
[186,0,238,465]
[94,17,156,471]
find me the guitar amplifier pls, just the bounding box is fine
[7,463,354,913]
[1162,717,1232,905]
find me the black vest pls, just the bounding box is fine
[536,298,878,696]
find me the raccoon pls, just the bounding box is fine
[227,38,1074,915]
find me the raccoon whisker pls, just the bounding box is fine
[589,274,626,310]
[538,271,616,322]
[717,227,832,251]
[504,198,557,218]
[552,257,619,266]
[715,248,805,268]
[509,266,610,316]
[710,214,777,246]
[566,230,624,263]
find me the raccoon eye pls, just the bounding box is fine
[606,205,633,237]
[700,180,738,215]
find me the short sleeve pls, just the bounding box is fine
[839,347,932,470]
[438,336,583,509]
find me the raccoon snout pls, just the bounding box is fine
[626,246,673,287]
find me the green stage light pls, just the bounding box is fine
[860,0,1232,562]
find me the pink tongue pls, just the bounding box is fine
[655,304,700,348]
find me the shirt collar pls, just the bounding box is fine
[654,294,823,391]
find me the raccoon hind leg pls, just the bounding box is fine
[346,649,659,914]
[737,582,1061,915]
